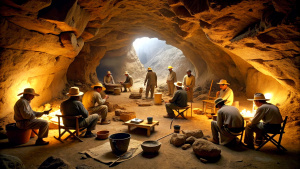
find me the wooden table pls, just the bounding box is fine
[124,120,159,136]
[202,100,216,114]
[105,84,122,92]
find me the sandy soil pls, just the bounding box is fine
[1,92,299,169]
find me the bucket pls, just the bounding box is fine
[109,133,131,155]
[31,129,39,138]
[174,125,181,133]
[154,93,162,105]
[6,123,31,145]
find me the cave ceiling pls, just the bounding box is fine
[0,0,299,120]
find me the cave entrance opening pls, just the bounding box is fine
[132,37,195,86]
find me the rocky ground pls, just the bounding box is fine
[0,91,299,169]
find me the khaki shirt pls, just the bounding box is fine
[219,87,234,105]
[217,105,244,129]
[82,90,106,111]
[251,103,283,125]
[104,75,115,85]
[14,97,43,121]
[183,75,195,88]
[167,70,177,83]
[144,71,157,86]
[124,75,133,85]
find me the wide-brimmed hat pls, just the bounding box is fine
[168,66,173,69]
[148,67,152,70]
[124,71,129,75]
[107,71,112,75]
[91,82,106,91]
[214,98,225,108]
[67,87,84,96]
[247,93,270,101]
[217,79,230,85]
[174,81,184,88]
[18,88,40,96]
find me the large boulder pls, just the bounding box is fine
[170,133,186,147]
[182,129,204,138]
[185,136,197,145]
[38,156,72,169]
[0,154,25,169]
[192,139,221,158]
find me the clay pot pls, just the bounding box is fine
[109,133,131,155]
[96,130,109,140]
[141,140,161,153]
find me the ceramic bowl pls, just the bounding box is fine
[97,130,109,140]
[141,140,161,153]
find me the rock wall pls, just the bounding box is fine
[0,0,299,123]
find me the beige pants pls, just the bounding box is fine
[122,83,132,91]
[146,85,155,98]
[89,105,108,121]
[167,82,175,96]
[16,119,49,139]
[187,87,193,102]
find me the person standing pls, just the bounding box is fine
[82,83,110,125]
[244,93,283,149]
[164,81,188,118]
[216,79,234,106]
[120,71,133,92]
[60,87,99,138]
[14,88,50,145]
[144,67,157,99]
[209,98,244,145]
[103,71,115,85]
[166,66,177,96]
[183,70,195,102]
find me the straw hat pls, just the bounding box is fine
[124,71,129,75]
[187,70,192,73]
[247,93,270,101]
[168,66,173,69]
[67,87,84,96]
[214,98,225,108]
[148,67,152,70]
[217,79,230,85]
[18,88,40,96]
[107,71,112,75]
[91,82,106,91]
[174,81,184,88]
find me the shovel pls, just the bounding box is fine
[109,147,138,167]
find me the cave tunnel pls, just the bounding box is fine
[0,0,299,168]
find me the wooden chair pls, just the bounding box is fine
[54,115,86,143]
[173,106,190,119]
[256,116,288,151]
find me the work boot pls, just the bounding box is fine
[35,138,49,146]
[163,115,175,119]
[84,131,96,138]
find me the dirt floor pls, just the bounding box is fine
[1,92,300,169]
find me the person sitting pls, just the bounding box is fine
[120,71,133,92]
[60,87,99,138]
[244,93,283,149]
[216,79,234,106]
[209,98,244,145]
[82,83,111,125]
[164,81,188,118]
[103,71,115,85]
[14,88,50,145]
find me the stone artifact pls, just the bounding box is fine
[192,139,221,158]
[38,156,71,169]
[182,129,204,138]
[185,136,197,145]
[120,112,136,122]
[129,92,142,99]
[182,144,192,150]
[170,133,187,147]
[115,109,126,116]
[0,154,25,169]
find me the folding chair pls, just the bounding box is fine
[54,115,86,143]
[225,126,245,144]
[173,106,190,119]
[256,116,288,151]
